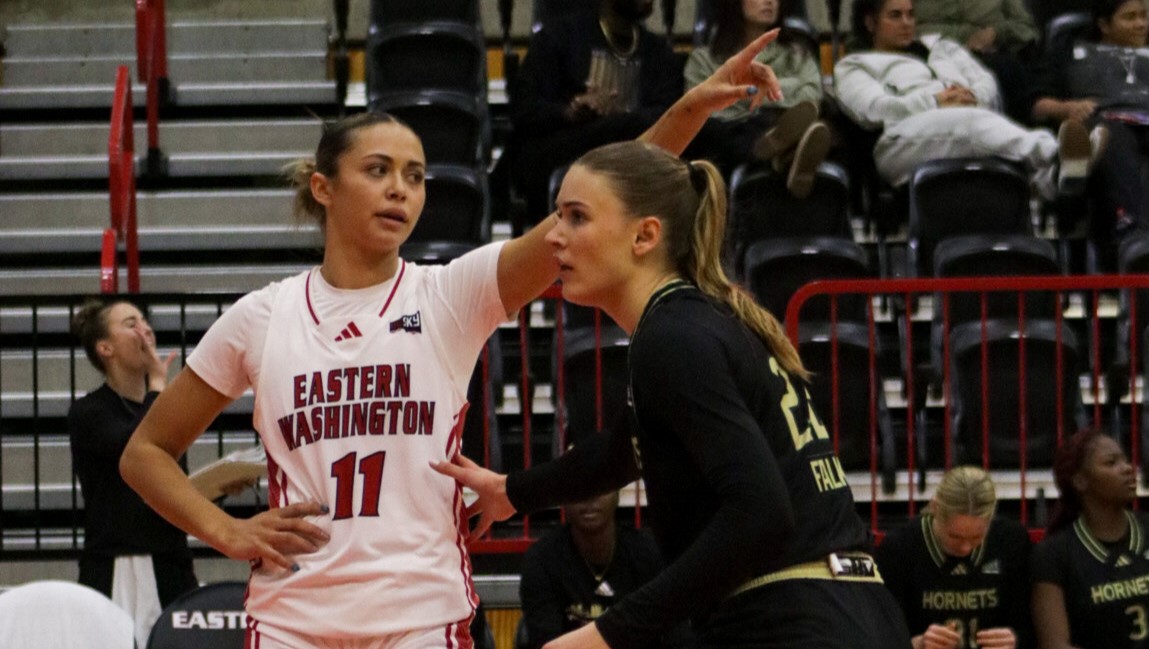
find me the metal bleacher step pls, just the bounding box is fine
[0,303,234,337]
[0,19,335,110]
[1,429,259,511]
[0,119,319,179]
[3,52,328,86]
[0,189,295,229]
[2,20,329,57]
[0,263,310,296]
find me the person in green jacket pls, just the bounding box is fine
[685,0,829,197]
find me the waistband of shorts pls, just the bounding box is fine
[728,552,883,599]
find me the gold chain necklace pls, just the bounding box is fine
[599,18,639,58]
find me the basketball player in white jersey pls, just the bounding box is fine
[119,31,783,649]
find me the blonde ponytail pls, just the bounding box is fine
[686,161,809,380]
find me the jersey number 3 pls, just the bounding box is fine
[330,451,387,520]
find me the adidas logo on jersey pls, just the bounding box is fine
[1117,554,1134,567]
[335,321,363,342]
[390,311,422,334]
[982,559,1001,575]
[950,564,968,576]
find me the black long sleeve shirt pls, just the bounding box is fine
[68,384,189,556]
[508,287,869,649]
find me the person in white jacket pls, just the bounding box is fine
[834,0,1104,200]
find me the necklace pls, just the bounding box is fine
[583,549,616,597]
[1118,49,1139,84]
[599,18,639,58]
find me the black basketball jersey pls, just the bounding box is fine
[627,285,869,573]
[877,514,1032,648]
[1032,510,1149,649]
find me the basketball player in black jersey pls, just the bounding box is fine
[877,466,1032,649]
[1032,429,1149,649]
[433,59,911,648]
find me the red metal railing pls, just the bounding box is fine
[106,65,140,294]
[469,285,640,554]
[785,275,1149,531]
[135,0,166,161]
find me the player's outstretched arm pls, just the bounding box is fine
[496,29,784,315]
[121,368,329,572]
[639,28,782,156]
[430,453,515,542]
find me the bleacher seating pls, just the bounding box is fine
[3,2,1149,621]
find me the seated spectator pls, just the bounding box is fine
[510,0,683,221]
[876,466,1032,649]
[1033,0,1149,267]
[834,0,1106,202]
[67,299,198,648]
[519,490,693,649]
[685,0,830,195]
[1031,429,1149,649]
[913,0,1041,122]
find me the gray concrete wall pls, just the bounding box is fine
[1,1,851,44]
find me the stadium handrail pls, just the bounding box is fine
[785,274,1149,529]
[107,65,140,294]
[135,0,167,175]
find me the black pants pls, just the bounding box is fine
[79,551,199,609]
[685,107,788,179]
[699,579,912,648]
[1089,118,1149,268]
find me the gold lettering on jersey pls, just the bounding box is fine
[921,589,999,610]
[277,364,434,451]
[809,455,849,492]
[1092,575,1149,604]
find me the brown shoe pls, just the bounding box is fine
[753,100,819,160]
[787,122,831,199]
[1057,119,1090,196]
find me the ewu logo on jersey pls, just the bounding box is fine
[389,311,422,333]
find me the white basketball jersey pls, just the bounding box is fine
[241,261,496,638]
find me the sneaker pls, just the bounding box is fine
[753,100,819,160]
[1057,119,1091,196]
[1089,124,1110,171]
[787,122,831,199]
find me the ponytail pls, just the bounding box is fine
[289,158,325,227]
[686,160,809,380]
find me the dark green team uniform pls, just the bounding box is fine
[1032,510,1149,649]
[876,514,1033,648]
[507,284,911,649]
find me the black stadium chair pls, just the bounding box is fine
[799,320,897,484]
[932,234,1061,330]
[147,582,246,649]
[1044,12,1091,65]
[907,157,1032,278]
[556,309,630,456]
[947,319,1084,468]
[370,0,480,27]
[531,0,596,33]
[366,22,486,97]
[402,165,490,263]
[368,90,489,166]
[727,162,852,276]
[742,237,871,323]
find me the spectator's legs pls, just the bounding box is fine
[874,107,1057,196]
